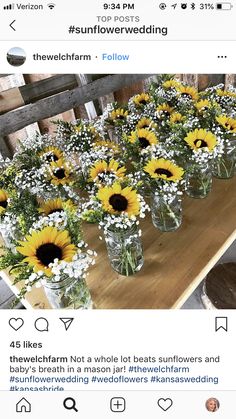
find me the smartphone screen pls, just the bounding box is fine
[0,1,235,417]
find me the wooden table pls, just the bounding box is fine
[1,177,236,309]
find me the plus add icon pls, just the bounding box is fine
[110,397,126,412]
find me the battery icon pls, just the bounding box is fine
[216,2,233,9]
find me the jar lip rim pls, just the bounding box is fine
[43,276,80,288]
[106,224,138,234]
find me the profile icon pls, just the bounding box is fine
[7,47,26,67]
[205,398,220,412]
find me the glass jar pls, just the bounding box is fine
[185,162,212,198]
[104,225,144,276]
[213,140,236,179]
[151,192,182,232]
[43,276,93,309]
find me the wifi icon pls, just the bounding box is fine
[47,3,55,9]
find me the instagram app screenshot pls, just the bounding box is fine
[0,0,235,417]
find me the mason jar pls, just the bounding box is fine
[104,225,144,276]
[151,192,182,232]
[213,140,236,179]
[185,162,212,198]
[43,276,93,309]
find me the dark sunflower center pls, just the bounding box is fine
[116,115,125,120]
[139,99,147,105]
[109,194,128,211]
[53,168,66,179]
[0,200,8,208]
[36,243,62,266]
[194,139,208,148]
[155,168,173,178]
[138,137,150,148]
[48,208,64,215]
[45,152,58,162]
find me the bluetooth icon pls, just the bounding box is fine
[191,2,196,8]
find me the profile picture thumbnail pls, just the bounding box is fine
[6,47,26,67]
[205,397,220,412]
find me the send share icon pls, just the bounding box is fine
[59,318,74,331]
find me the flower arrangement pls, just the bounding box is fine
[0,203,96,308]
[201,83,236,116]
[82,181,149,276]
[211,115,236,178]
[12,134,81,200]
[142,144,184,231]
[60,119,103,154]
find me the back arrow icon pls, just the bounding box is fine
[10,20,16,31]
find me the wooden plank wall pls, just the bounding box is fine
[0,73,235,157]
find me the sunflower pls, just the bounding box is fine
[97,183,140,216]
[133,93,150,107]
[0,189,8,215]
[177,85,199,101]
[128,129,158,149]
[16,226,77,277]
[195,99,211,112]
[49,159,72,186]
[162,80,181,89]
[38,198,76,216]
[110,108,128,121]
[216,115,236,133]
[170,112,184,124]
[216,89,236,98]
[39,146,63,163]
[89,159,126,182]
[136,117,156,129]
[156,103,174,116]
[144,158,184,181]
[184,129,217,151]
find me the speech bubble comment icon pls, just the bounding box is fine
[34,317,49,332]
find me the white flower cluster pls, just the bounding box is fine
[15,166,52,197]
[29,212,68,233]
[153,182,183,204]
[48,250,97,283]
[149,143,175,161]
[15,133,65,154]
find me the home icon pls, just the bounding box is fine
[16,398,31,413]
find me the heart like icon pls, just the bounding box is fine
[157,398,173,411]
[9,318,24,331]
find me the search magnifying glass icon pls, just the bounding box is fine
[63,397,78,412]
